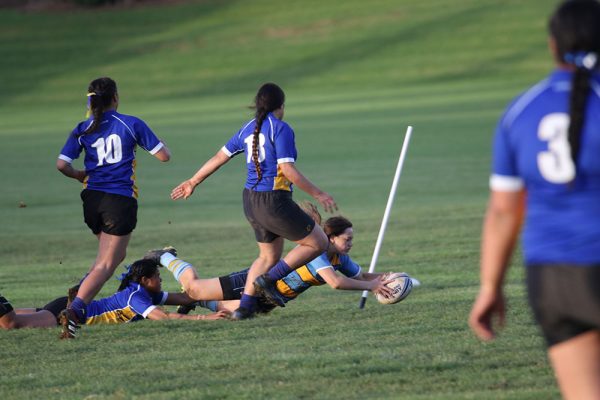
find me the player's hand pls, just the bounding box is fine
[197,310,230,320]
[171,180,196,200]
[314,191,338,213]
[469,287,506,341]
[371,275,394,298]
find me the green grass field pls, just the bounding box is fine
[1,0,561,398]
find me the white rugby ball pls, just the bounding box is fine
[376,272,413,304]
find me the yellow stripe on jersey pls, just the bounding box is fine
[272,165,292,191]
[85,306,137,325]
[296,265,323,286]
[131,159,138,198]
[275,280,297,298]
[330,254,340,266]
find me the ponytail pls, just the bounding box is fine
[250,83,285,189]
[83,77,118,135]
[567,64,593,165]
[549,0,600,173]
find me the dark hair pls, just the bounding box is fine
[84,77,118,135]
[550,0,600,170]
[117,259,158,291]
[324,216,352,238]
[250,83,285,188]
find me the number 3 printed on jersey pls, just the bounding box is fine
[92,134,123,166]
[537,113,575,183]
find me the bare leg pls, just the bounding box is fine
[549,330,600,400]
[242,238,284,296]
[185,277,226,301]
[282,224,328,269]
[0,310,57,330]
[15,308,38,314]
[76,232,131,303]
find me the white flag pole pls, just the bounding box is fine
[359,126,413,309]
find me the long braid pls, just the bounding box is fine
[251,110,267,188]
[249,83,285,189]
[567,67,591,165]
[550,0,600,175]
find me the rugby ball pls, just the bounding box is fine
[376,272,413,304]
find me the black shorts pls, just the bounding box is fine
[527,264,600,347]
[218,269,277,313]
[242,189,315,243]
[81,189,137,236]
[219,269,248,300]
[37,296,68,324]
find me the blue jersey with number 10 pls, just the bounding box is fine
[491,69,600,266]
[59,110,163,198]
[221,112,297,192]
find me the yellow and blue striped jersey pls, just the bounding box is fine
[276,252,362,300]
[85,283,167,325]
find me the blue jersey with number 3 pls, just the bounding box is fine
[59,110,163,198]
[491,69,600,265]
[221,113,297,192]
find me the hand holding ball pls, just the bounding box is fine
[376,272,413,304]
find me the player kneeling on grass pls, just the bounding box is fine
[149,213,414,315]
[0,259,228,335]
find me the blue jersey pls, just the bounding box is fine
[59,110,164,198]
[222,113,297,191]
[491,69,600,265]
[85,283,167,325]
[276,252,362,299]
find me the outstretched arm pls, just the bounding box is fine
[279,162,337,213]
[171,150,231,200]
[146,307,229,321]
[469,189,525,341]
[56,159,86,183]
[164,292,197,306]
[318,268,393,297]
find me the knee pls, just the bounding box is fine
[0,315,18,330]
[311,228,329,253]
[187,285,203,301]
[256,254,279,267]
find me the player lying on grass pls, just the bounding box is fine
[149,212,409,315]
[0,259,228,334]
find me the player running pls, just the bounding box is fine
[171,83,337,320]
[56,77,171,338]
